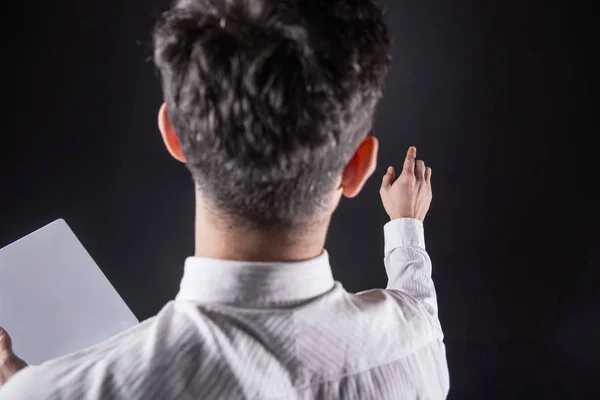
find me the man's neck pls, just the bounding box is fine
[193,203,330,263]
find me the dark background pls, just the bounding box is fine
[4,0,598,398]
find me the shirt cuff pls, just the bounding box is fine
[383,218,426,254]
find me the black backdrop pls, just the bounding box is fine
[4,1,598,398]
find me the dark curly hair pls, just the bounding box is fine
[154,0,390,231]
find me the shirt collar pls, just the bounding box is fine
[175,250,335,306]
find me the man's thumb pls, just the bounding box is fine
[381,166,395,191]
[0,327,13,353]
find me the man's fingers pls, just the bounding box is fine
[425,166,432,182]
[381,166,395,191]
[402,146,417,175]
[416,160,426,180]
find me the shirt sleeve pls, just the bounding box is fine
[383,218,439,320]
[0,367,45,400]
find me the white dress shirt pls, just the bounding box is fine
[0,218,449,399]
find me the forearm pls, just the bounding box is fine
[383,218,439,318]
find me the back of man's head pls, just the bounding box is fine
[154,0,390,231]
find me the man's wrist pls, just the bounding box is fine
[390,216,424,222]
[383,218,426,254]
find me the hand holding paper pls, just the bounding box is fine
[0,220,138,380]
[0,327,27,387]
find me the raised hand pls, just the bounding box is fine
[380,146,433,222]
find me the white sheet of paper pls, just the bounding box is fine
[0,219,139,365]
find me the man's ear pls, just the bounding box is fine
[158,103,186,163]
[340,136,379,198]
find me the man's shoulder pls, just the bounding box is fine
[294,285,443,370]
